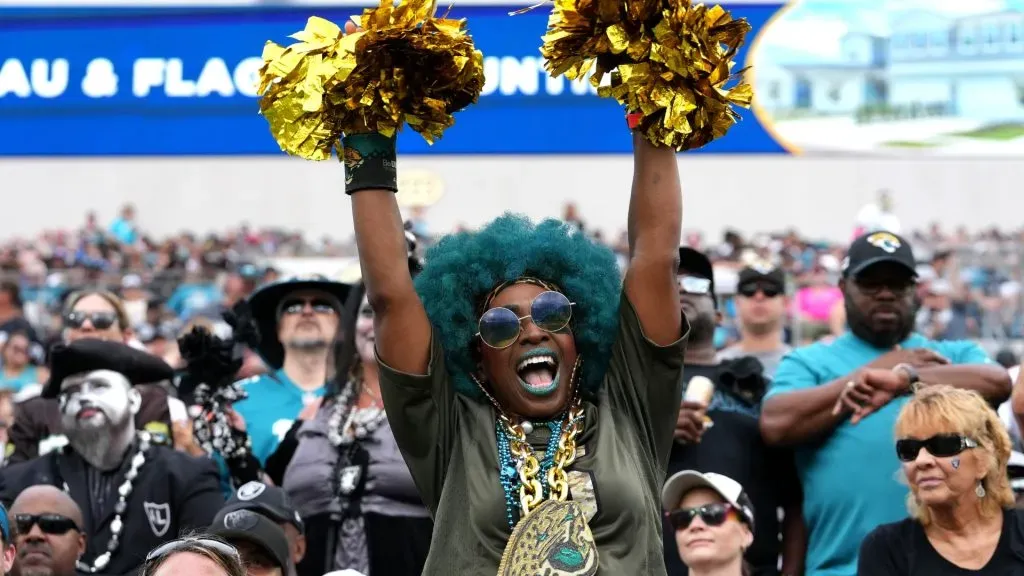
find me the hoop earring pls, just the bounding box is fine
[976,481,986,499]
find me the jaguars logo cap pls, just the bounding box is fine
[841,231,917,279]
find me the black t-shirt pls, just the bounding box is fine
[858,508,1024,575]
[663,361,801,576]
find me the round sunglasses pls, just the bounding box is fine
[476,291,574,349]
[665,502,738,531]
[895,434,978,462]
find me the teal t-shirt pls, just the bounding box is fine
[232,370,325,464]
[766,332,994,576]
[0,366,38,392]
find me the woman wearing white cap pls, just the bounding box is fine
[662,471,756,576]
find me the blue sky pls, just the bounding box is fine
[759,0,1024,58]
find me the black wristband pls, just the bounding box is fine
[342,132,398,195]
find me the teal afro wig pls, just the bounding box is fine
[414,213,622,400]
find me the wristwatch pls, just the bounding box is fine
[892,363,919,394]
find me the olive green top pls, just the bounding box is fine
[378,292,689,575]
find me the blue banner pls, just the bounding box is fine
[0,4,786,156]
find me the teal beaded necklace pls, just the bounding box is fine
[496,417,565,529]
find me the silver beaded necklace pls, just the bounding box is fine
[64,431,152,574]
[326,379,386,447]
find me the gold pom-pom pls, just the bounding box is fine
[258,0,485,161]
[540,0,752,151]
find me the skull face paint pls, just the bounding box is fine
[58,370,138,433]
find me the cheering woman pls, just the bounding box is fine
[258,1,752,572]
[346,47,686,576]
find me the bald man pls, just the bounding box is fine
[10,486,85,576]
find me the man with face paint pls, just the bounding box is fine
[8,290,181,465]
[760,231,1012,576]
[230,276,351,465]
[665,247,804,576]
[0,339,225,576]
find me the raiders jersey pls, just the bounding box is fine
[0,444,224,575]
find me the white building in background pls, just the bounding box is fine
[759,9,1024,122]
[889,10,1024,122]
[778,32,888,114]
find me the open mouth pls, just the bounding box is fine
[77,407,101,420]
[515,349,560,397]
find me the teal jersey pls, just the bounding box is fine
[232,370,325,464]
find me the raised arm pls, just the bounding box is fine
[352,188,432,375]
[622,132,683,346]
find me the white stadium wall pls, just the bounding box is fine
[0,155,1020,243]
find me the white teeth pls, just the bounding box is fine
[517,355,557,372]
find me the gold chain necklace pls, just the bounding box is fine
[476,357,584,517]
[476,357,599,575]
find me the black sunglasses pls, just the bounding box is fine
[738,284,782,298]
[145,537,241,564]
[279,298,338,316]
[15,513,81,536]
[63,311,118,330]
[665,502,737,531]
[476,291,574,349]
[896,434,978,462]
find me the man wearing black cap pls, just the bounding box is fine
[718,262,790,378]
[210,508,291,576]
[0,339,224,575]
[761,231,1011,576]
[220,481,305,575]
[231,276,351,466]
[666,248,804,576]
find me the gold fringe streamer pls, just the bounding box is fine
[540,0,752,151]
[258,0,485,161]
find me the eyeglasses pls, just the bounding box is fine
[678,275,712,296]
[476,291,574,349]
[854,277,915,296]
[14,514,81,536]
[738,284,782,298]
[63,311,118,330]
[665,502,738,531]
[145,537,241,564]
[279,298,338,316]
[895,434,978,462]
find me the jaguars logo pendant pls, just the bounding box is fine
[497,500,598,576]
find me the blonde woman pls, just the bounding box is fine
[859,385,1024,574]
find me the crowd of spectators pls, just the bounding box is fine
[0,202,1022,362]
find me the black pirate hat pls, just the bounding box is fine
[246,275,352,370]
[44,339,174,399]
